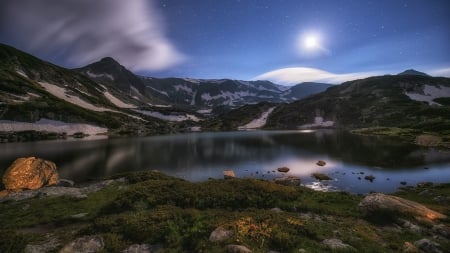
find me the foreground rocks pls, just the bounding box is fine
[59,235,104,253]
[2,157,59,191]
[359,193,447,220]
[209,227,234,242]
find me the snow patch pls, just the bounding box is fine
[0,119,108,135]
[148,86,169,97]
[86,71,114,81]
[134,110,200,122]
[174,85,193,94]
[16,70,28,78]
[103,91,137,108]
[39,82,111,112]
[238,107,275,130]
[298,117,334,129]
[405,85,450,106]
[196,109,212,114]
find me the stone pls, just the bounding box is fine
[277,167,289,173]
[359,193,447,221]
[316,160,326,166]
[364,175,375,182]
[71,213,88,219]
[59,235,104,253]
[432,224,450,239]
[227,244,252,253]
[322,238,354,250]
[122,244,160,253]
[223,170,236,179]
[270,207,282,213]
[274,176,301,186]
[402,242,419,253]
[209,227,234,242]
[312,173,331,181]
[58,179,75,187]
[2,157,59,191]
[413,238,443,253]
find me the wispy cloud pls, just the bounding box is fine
[254,67,382,85]
[0,0,184,71]
[428,67,450,77]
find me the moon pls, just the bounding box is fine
[303,35,320,50]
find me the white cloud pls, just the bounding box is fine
[428,67,450,77]
[253,67,382,85]
[0,0,184,71]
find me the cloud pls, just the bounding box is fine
[0,0,184,71]
[429,67,450,77]
[253,67,382,85]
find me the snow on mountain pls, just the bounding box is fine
[238,106,276,130]
[0,118,108,135]
[405,85,450,106]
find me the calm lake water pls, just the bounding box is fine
[1,130,449,194]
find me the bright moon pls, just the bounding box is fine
[303,35,320,50]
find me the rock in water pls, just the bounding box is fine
[277,167,290,173]
[359,193,447,221]
[316,160,326,166]
[2,157,59,191]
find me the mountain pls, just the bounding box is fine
[0,43,173,138]
[265,74,450,132]
[397,69,429,76]
[76,58,331,109]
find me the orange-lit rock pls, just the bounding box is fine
[359,193,447,221]
[2,157,59,191]
[223,170,236,179]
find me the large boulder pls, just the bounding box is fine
[209,227,234,242]
[2,157,59,191]
[359,193,447,221]
[59,235,104,253]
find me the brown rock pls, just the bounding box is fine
[402,242,419,253]
[312,173,332,181]
[223,170,236,179]
[2,157,59,191]
[277,167,290,173]
[359,193,447,221]
[209,227,234,242]
[316,160,326,166]
[226,244,252,253]
[59,235,104,253]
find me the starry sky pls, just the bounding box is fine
[0,0,449,85]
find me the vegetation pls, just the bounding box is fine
[0,171,448,252]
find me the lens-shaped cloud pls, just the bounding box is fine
[0,0,185,71]
[254,67,381,85]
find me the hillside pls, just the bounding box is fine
[265,75,450,133]
[0,43,172,138]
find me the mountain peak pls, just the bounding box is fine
[100,57,119,64]
[397,69,429,76]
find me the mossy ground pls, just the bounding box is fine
[0,171,449,252]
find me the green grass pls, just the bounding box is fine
[0,171,449,253]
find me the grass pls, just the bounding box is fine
[0,171,449,252]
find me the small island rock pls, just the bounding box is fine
[316,160,326,166]
[277,167,290,173]
[2,157,59,192]
[312,173,332,181]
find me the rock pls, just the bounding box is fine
[122,244,160,253]
[433,195,450,205]
[432,224,450,239]
[414,238,443,253]
[316,160,326,166]
[364,175,375,182]
[2,157,59,191]
[267,251,280,253]
[25,236,60,253]
[400,181,407,185]
[223,170,236,179]
[59,235,104,253]
[274,176,301,186]
[312,173,331,181]
[359,193,447,221]
[270,207,282,213]
[399,219,422,234]
[277,167,290,173]
[71,213,88,219]
[58,179,75,187]
[226,244,252,253]
[402,242,419,253]
[209,227,234,242]
[322,238,354,250]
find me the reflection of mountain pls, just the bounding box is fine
[1,131,449,182]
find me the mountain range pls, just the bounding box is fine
[1,43,449,140]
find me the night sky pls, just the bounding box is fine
[1,0,449,85]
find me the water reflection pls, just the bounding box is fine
[0,130,449,193]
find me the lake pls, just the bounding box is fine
[1,130,449,194]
